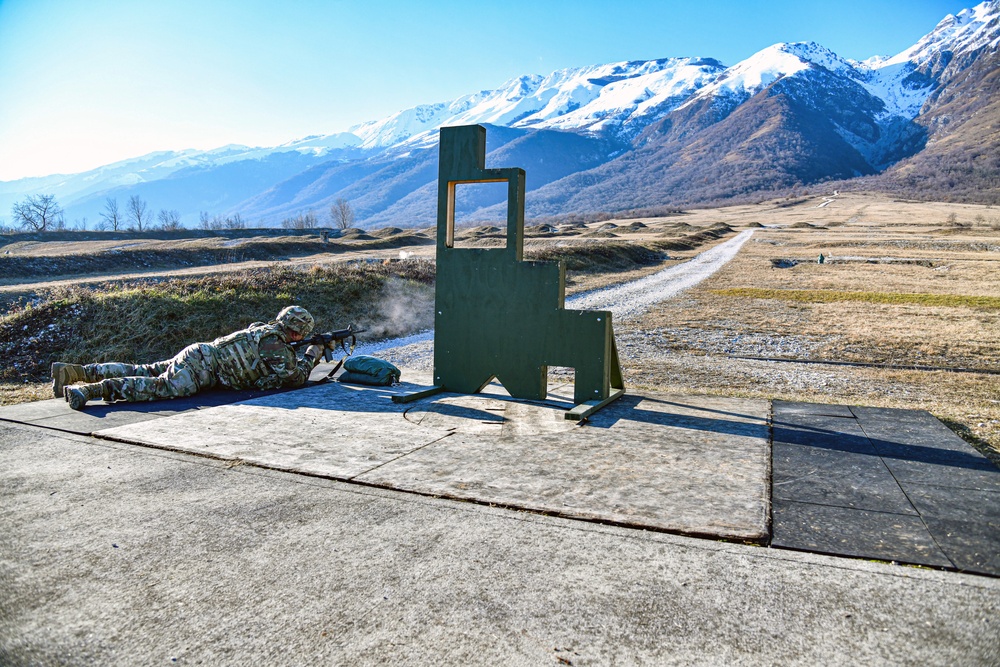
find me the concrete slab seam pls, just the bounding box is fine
[0,414,97,437]
[766,400,774,544]
[93,431,252,466]
[767,541,967,576]
[0,419,96,444]
[346,431,456,480]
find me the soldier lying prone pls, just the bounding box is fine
[52,306,346,410]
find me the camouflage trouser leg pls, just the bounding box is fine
[100,344,218,403]
[86,360,171,381]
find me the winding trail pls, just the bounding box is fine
[356,230,754,357]
[816,190,839,208]
[567,230,754,322]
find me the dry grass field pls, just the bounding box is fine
[617,193,1000,458]
[1,192,997,457]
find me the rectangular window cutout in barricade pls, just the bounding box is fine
[394,124,624,420]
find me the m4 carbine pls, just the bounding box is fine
[291,326,365,363]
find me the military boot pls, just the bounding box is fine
[64,382,106,411]
[51,362,88,398]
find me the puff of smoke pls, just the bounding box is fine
[367,276,434,340]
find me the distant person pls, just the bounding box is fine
[52,306,325,410]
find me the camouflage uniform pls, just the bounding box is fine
[59,306,319,408]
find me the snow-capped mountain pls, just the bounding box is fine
[524,0,998,216]
[350,57,726,150]
[681,37,943,124]
[858,1,1000,119]
[678,42,852,111]
[3,1,997,228]
[884,0,1000,67]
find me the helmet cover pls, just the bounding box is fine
[276,306,315,337]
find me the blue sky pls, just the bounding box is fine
[0,0,974,181]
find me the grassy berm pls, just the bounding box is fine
[0,262,435,403]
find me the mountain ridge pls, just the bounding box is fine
[4,1,998,228]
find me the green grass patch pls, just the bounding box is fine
[709,288,1000,310]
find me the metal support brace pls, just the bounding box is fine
[566,388,626,421]
[391,386,445,404]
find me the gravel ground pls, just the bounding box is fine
[624,327,830,359]
[355,331,435,372]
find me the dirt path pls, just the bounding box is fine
[567,230,754,321]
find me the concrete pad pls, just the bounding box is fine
[3,422,999,666]
[95,383,771,541]
[360,393,771,540]
[96,380,454,479]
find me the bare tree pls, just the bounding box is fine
[101,197,122,231]
[330,198,356,230]
[127,195,150,231]
[199,211,247,230]
[281,211,320,229]
[157,209,182,230]
[10,194,63,231]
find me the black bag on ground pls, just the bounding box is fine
[337,355,401,386]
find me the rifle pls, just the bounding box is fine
[291,326,366,363]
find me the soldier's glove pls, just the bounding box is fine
[304,344,324,364]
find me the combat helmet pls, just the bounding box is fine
[276,306,315,337]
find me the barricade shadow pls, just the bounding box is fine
[582,394,771,440]
[772,419,999,472]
